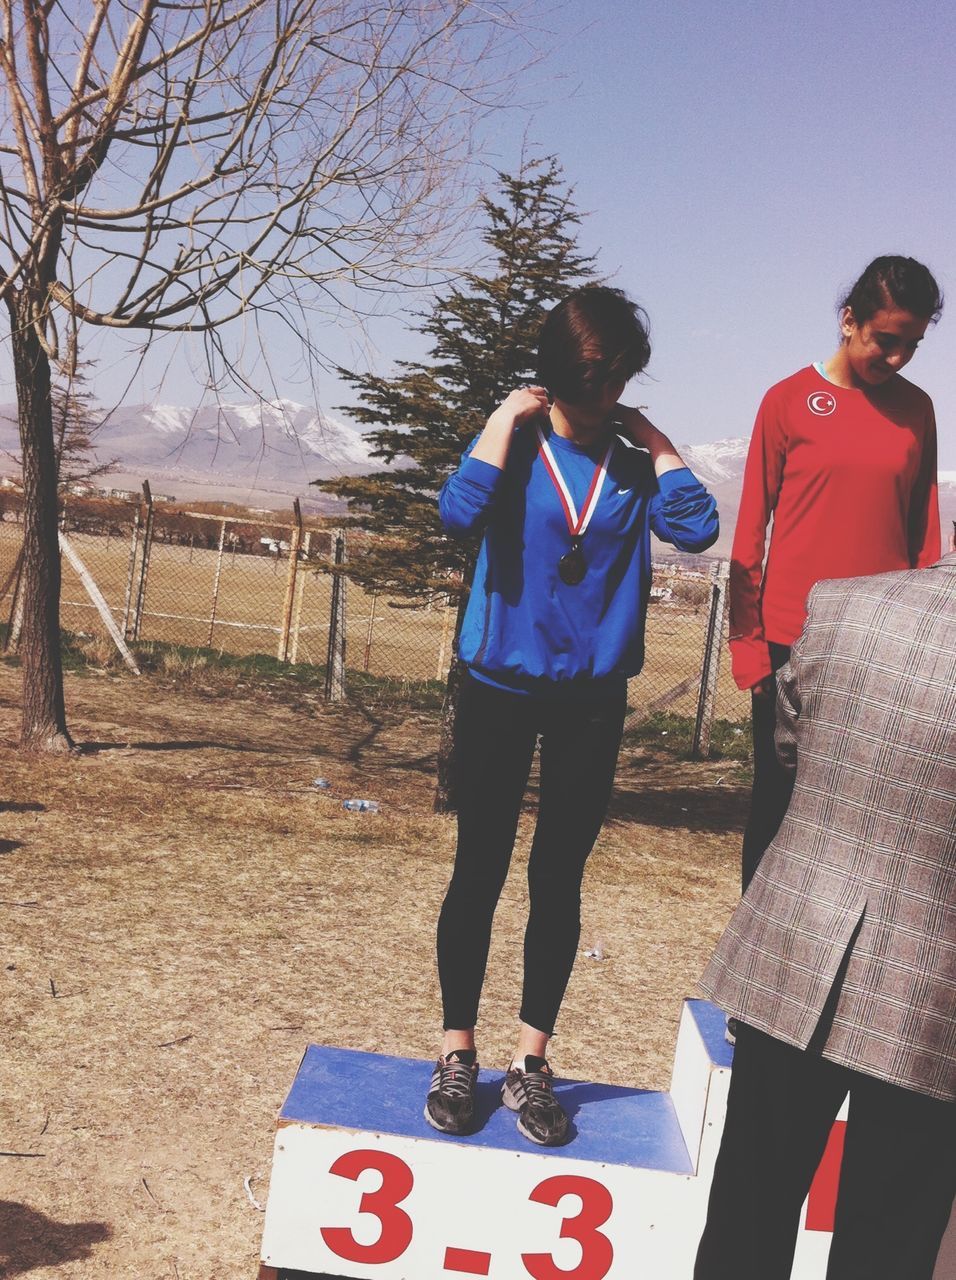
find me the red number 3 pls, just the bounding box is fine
[321,1149,414,1264]
[522,1174,614,1280]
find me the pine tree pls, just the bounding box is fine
[319,157,598,600]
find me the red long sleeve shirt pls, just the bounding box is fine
[729,365,941,690]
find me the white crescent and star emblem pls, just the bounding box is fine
[807,391,837,416]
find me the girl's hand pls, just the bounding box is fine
[614,404,660,450]
[487,386,550,433]
[751,675,775,699]
[470,387,549,470]
[614,405,685,476]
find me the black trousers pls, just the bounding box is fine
[436,673,626,1036]
[694,1025,956,1280]
[741,642,792,891]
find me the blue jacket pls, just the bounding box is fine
[439,426,719,691]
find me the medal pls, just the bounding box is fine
[558,538,586,585]
[536,426,615,587]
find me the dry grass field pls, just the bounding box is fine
[0,653,747,1279]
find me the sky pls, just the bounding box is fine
[2,0,955,469]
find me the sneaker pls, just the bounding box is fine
[424,1050,479,1136]
[501,1055,569,1146]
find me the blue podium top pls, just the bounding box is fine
[280,1044,698,1175]
[686,997,734,1070]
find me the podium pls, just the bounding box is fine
[258,1001,844,1279]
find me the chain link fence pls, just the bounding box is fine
[0,490,750,749]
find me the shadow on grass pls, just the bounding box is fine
[607,783,749,835]
[0,802,44,814]
[0,1200,111,1276]
[79,738,290,755]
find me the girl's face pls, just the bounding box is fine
[840,305,929,387]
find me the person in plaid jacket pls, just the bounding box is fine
[695,548,956,1280]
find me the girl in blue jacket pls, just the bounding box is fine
[426,286,718,1146]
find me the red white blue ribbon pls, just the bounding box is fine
[536,425,615,538]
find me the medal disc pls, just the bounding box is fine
[558,545,586,585]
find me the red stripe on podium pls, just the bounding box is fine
[806,1119,847,1232]
[444,1245,492,1274]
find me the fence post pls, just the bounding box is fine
[324,529,347,701]
[289,529,311,665]
[277,499,303,662]
[3,546,25,652]
[130,481,154,641]
[691,558,730,759]
[207,518,227,647]
[435,595,452,681]
[363,590,378,672]
[122,507,141,639]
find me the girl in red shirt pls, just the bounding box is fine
[730,256,942,888]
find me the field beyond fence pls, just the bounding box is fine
[0,501,750,743]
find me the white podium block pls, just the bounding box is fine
[259,1001,843,1279]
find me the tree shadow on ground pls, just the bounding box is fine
[607,783,748,835]
[80,739,291,755]
[0,1201,110,1277]
[0,803,44,814]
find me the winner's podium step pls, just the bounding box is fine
[258,1001,837,1280]
[278,1044,696,1173]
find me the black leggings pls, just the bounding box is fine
[741,642,792,891]
[436,674,626,1037]
[694,1024,956,1280]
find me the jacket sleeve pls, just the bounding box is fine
[648,467,719,552]
[729,390,787,690]
[908,404,941,567]
[438,446,505,536]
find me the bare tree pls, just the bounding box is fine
[0,0,528,750]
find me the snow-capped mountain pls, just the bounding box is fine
[0,398,382,510]
[674,437,750,556]
[677,436,749,487]
[98,398,377,479]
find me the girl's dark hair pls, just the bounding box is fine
[537,286,651,404]
[840,256,943,325]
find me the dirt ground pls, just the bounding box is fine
[0,661,746,1279]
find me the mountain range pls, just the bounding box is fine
[0,398,380,514]
[0,399,953,557]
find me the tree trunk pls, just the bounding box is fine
[8,293,75,753]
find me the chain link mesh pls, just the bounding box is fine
[0,498,751,740]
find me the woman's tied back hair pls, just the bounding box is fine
[841,255,943,326]
[537,286,652,405]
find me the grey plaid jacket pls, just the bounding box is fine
[700,553,956,1100]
